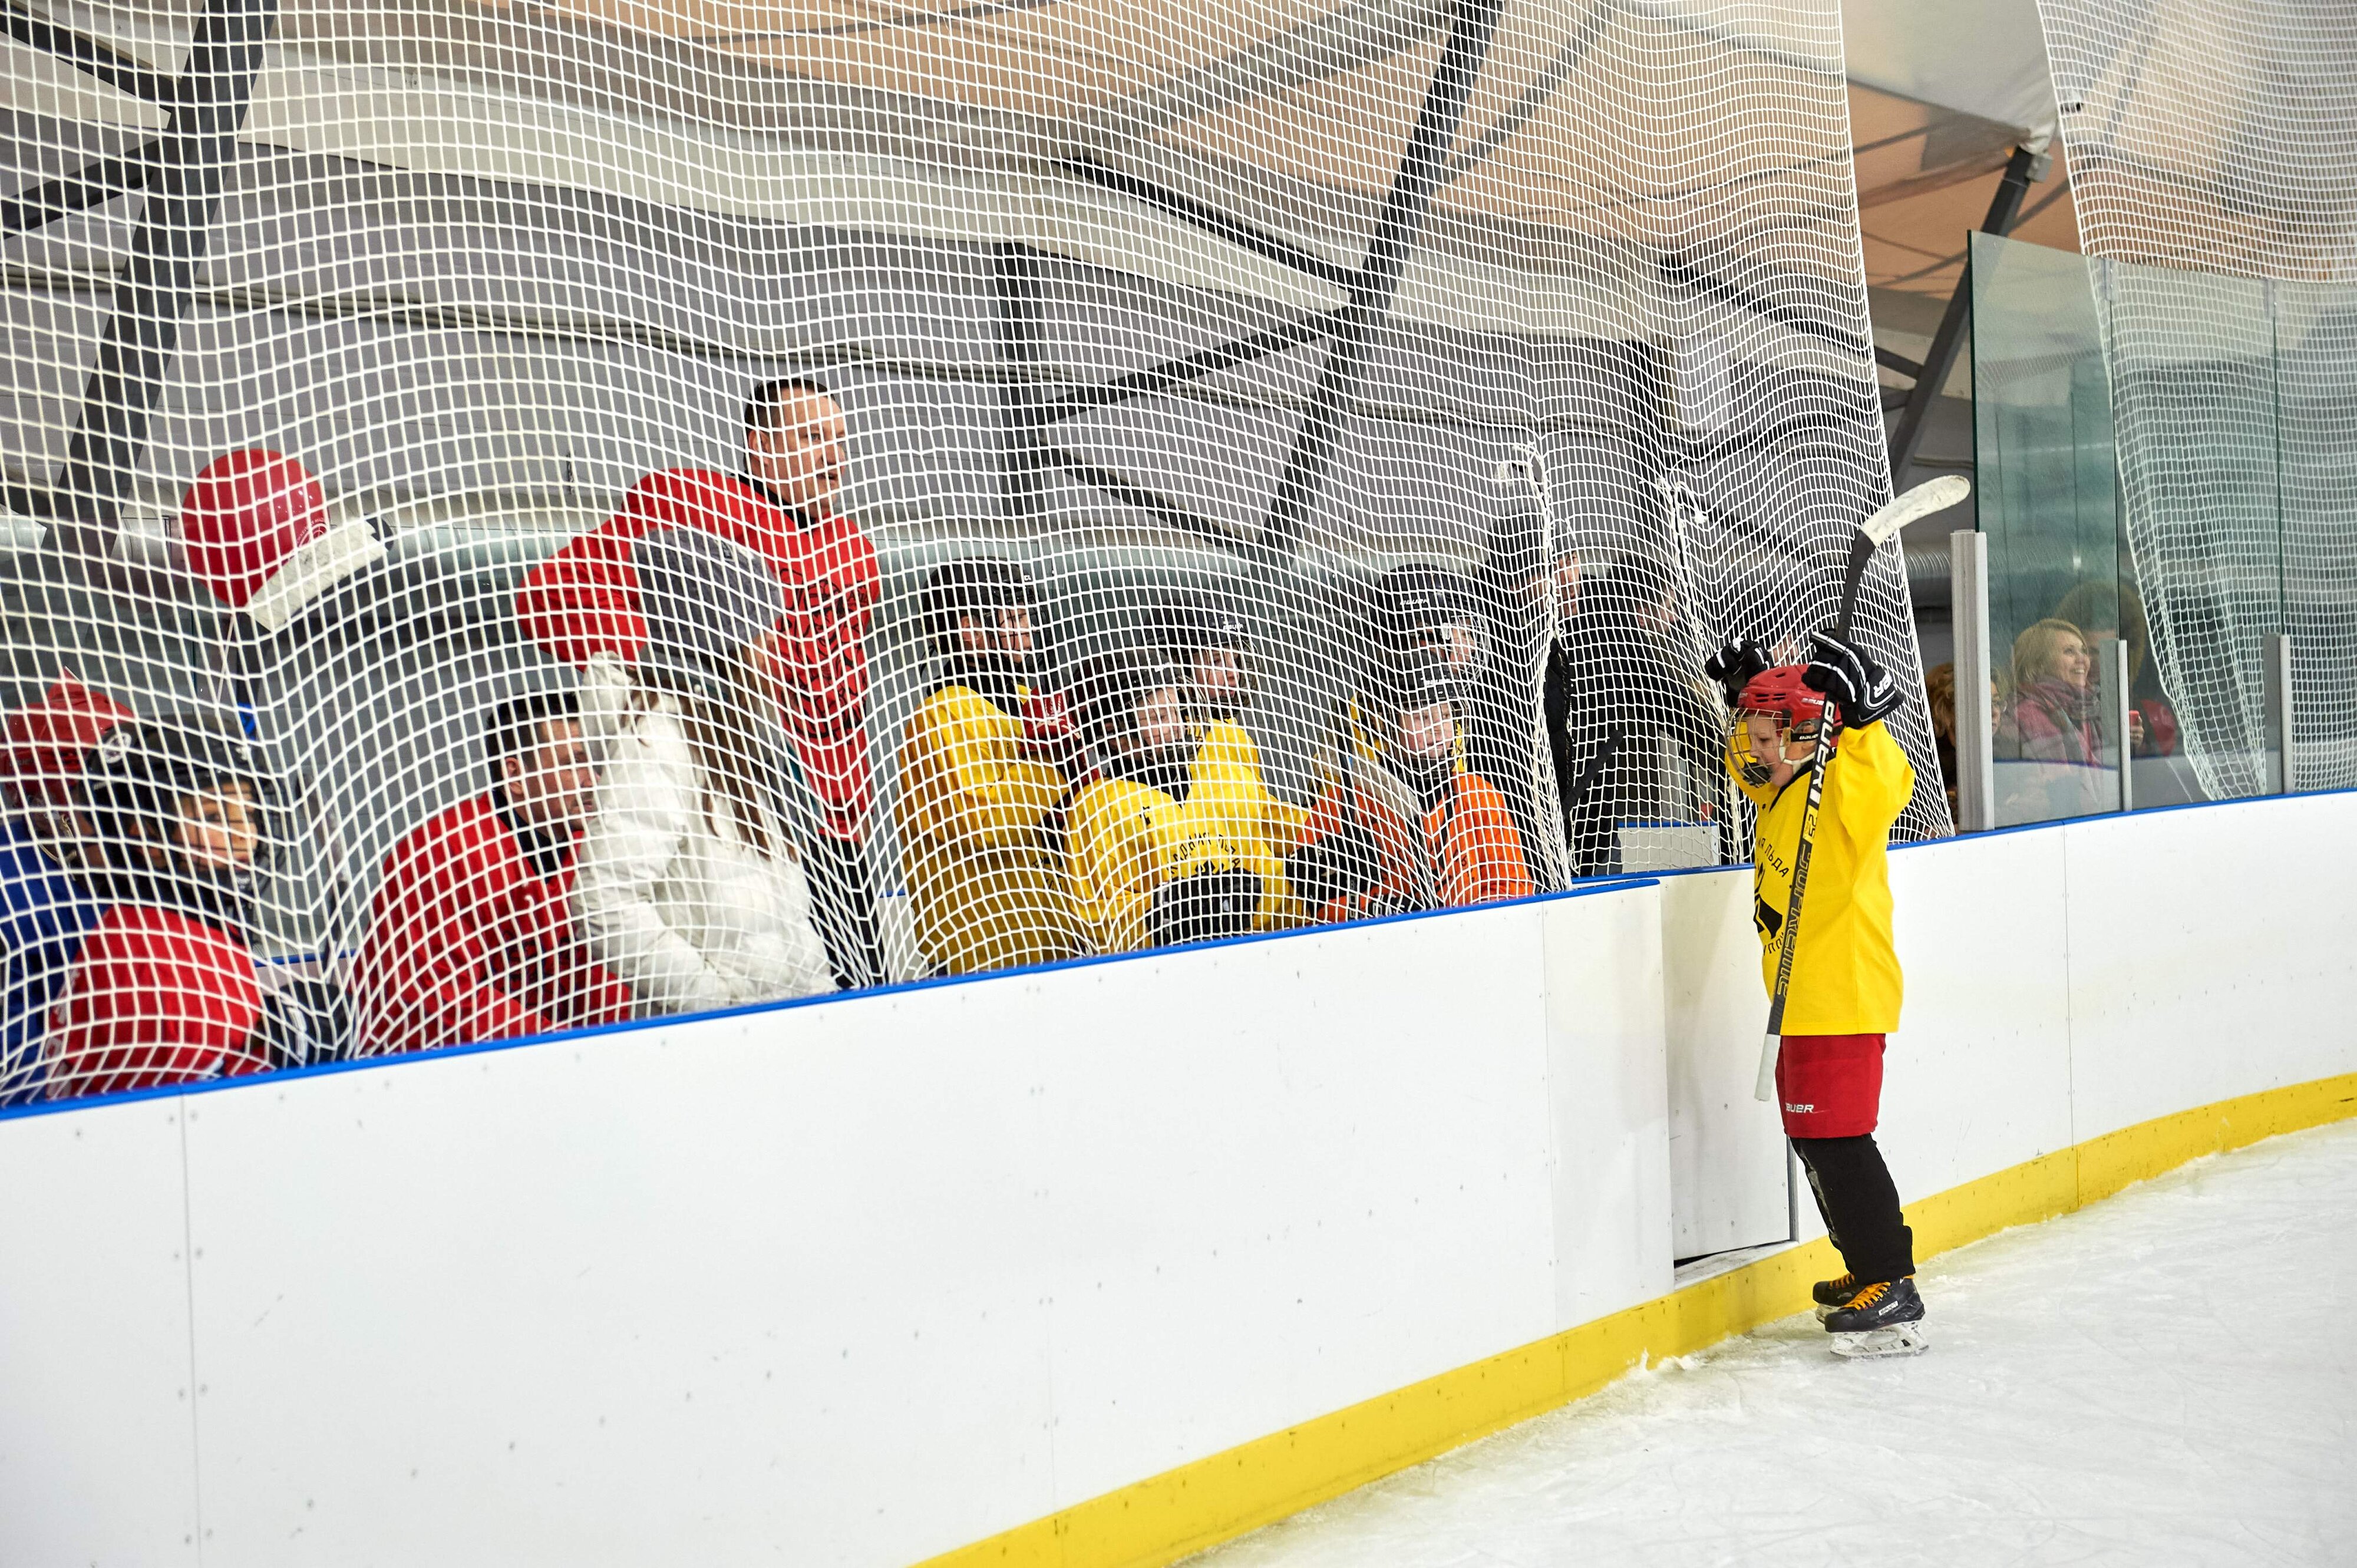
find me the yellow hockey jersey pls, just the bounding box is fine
[1732,720,1913,1035]
[1066,771,1262,954]
[894,682,1082,976]
[1187,718,1309,927]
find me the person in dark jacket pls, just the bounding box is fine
[44,715,312,1098]
[1517,540,1586,846]
[353,689,635,1055]
[1557,547,1722,875]
[0,672,131,1104]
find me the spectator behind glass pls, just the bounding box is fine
[2052,579,2177,757]
[45,716,313,1098]
[352,688,634,1055]
[1292,651,1535,923]
[1998,618,2111,823]
[1519,540,1589,852]
[894,557,1082,976]
[0,672,131,1104]
[1065,651,1260,954]
[514,377,883,986]
[571,526,837,1014]
[1923,662,1960,823]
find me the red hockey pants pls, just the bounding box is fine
[1774,1032,1884,1138]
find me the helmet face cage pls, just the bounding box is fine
[81,720,282,887]
[1727,704,1822,787]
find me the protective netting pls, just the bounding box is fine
[2035,0,2357,797]
[0,0,1937,1103]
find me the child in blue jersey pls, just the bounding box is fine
[0,673,131,1104]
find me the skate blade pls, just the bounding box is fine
[1829,1322,1929,1359]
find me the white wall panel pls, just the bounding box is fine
[1033,905,1564,1505]
[1881,830,2078,1207]
[2062,797,2357,1141]
[179,992,1061,1568]
[1658,868,1787,1257]
[0,1097,200,1567]
[1543,886,1675,1327]
[164,893,1621,1566]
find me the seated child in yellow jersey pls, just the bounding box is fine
[1161,598,1309,929]
[1065,652,1262,953]
[893,558,1082,976]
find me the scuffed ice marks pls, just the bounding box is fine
[1196,1121,2357,1568]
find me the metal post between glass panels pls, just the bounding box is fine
[2263,633,2295,795]
[1951,529,1996,833]
[2098,634,2133,813]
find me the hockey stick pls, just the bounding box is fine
[1754,474,1969,1102]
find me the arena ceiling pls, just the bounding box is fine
[8,0,2077,308]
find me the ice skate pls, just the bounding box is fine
[1824,1276,1928,1358]
[1811,1271,1857,1323]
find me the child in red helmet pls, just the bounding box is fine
[1707,630,1925,1356]
[45,714,315,1098]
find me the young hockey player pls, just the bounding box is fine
[893,557,1082,976]
[1064,653,1262,954]
[1710,630,1927,1356]
[45,715,316,1098]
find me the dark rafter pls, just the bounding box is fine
[0,143,162,237]
[1,4,180,104]
[1059,156,1361,291]
[47,0,278,550]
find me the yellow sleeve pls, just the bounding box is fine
[1830,721,1916,842]
[898,689,1067,854]
[1213,721,1311,846]
[1067,780,1156,954]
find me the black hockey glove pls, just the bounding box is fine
[1148,867,1263,949]
[1703,637,1769,709]
[1286,816,1381,910]
[1802,630,1903,728]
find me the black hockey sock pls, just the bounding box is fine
[805,830,883,989]
[1792,1134,1915,1286]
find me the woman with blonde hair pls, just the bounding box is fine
[2053,579,2177,756]
[571,526,836,1015]
[1996,617,2105,822]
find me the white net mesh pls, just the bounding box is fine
[0,0,1939,1102]
[2035,0,2357,797]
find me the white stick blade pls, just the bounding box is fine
[1860,474,1970,546]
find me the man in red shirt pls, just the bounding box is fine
[352,691,634,1054]
[515,379,883,985]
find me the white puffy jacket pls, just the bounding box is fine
[572,661,837,1014]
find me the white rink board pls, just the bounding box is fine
[1,885,1656,1568]
[0,1098,200,1567]
[1,793,2355,1566]
[1658,868,1786,1257]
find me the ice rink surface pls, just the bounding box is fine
[1199,1121,2357,1568]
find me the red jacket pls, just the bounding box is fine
[515,470,882,838]
[353,794,634,1055]
[44,904,273,1097]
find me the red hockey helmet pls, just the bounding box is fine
[1737,664,1825,727]
[2,669,133,807]
[1728,663,1832,784]
[180,450,330,609]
